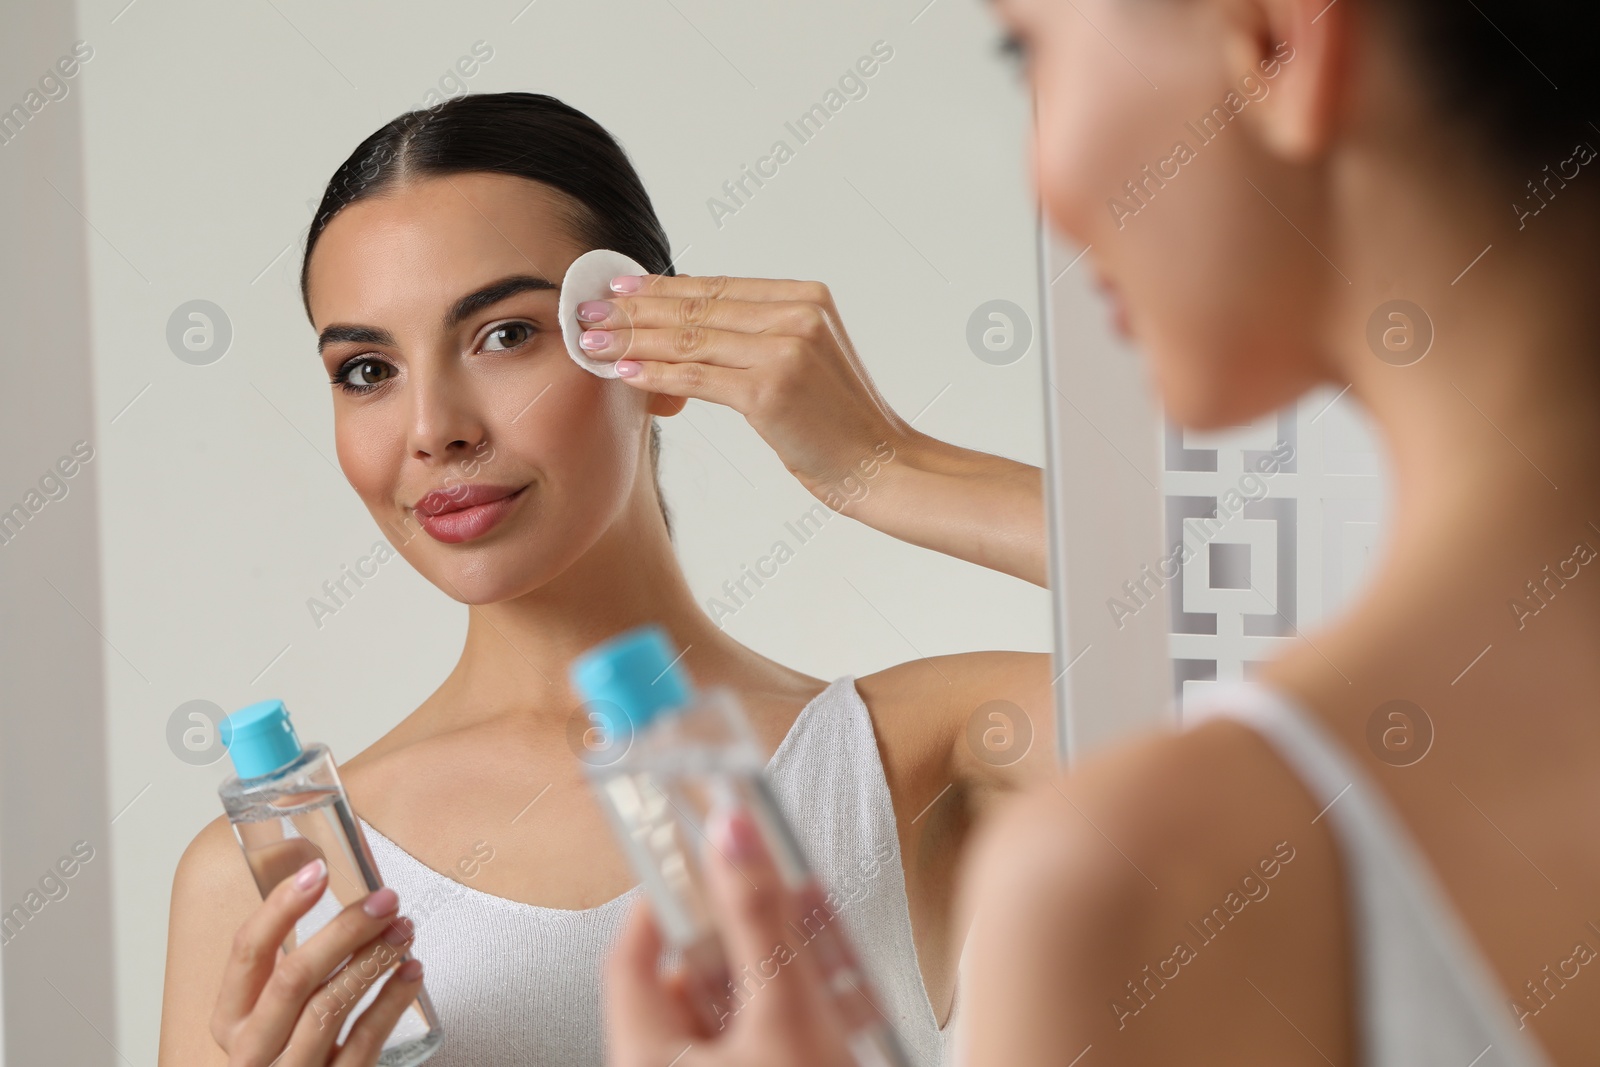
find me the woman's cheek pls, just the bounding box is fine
[520,374,642,505]
[334,416,404,514]
[1034,62,1141,251]
[1031,73,1093,246]
[516,367,620,453]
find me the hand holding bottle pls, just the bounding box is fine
[214,698,442,1065]
[208,856,424,1067]
[577,624,912,1067]
[604,808,857,1067]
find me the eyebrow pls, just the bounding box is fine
[316,273,559,353]
[444,273,559,330]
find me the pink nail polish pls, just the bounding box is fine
[383,916,415,945]
[363,887,399,917]
[610,275,642,293]
[614,360,640,377]
[580,329,611,351]
[711,807,761,859]
[576,300,610,322]
[295,858,326,890]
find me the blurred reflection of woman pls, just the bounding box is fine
[607,0,1600,1065]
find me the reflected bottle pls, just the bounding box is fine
[218,699,444,1067]
[571,625,911,1067]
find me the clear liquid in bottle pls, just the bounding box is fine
[219,699,443,1066]
[572,625,913,1066]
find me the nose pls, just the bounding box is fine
[406,359,489,465]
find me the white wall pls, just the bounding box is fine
[35,0,1048,1061]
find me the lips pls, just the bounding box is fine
[414,483,524,518]
[411,483,527,544]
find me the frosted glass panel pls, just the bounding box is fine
[1163,387,1390,711]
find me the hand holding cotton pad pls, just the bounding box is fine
[559,248,647,379]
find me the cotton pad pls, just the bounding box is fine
[558,248,648,379]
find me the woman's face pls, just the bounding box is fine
[993,0,1338,428]
[305,172,664,605]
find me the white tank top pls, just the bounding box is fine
[1181,680,1555,1067]
[302,675,956,1066]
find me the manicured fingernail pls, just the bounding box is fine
[397,958,424,981]
[295,858,326,890]
[614,360,639,377]
[576,300,610,322]
[383,916,415,945]
[580,329,611,351]
[710,807,760,859]
[363,887,399,917]
[610,275,642,293]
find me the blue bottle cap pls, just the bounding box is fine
[569,624,693,736]
[223,699,304,779]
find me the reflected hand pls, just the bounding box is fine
[209,858,424,1067]
[603,808,856,1067]
[576,273,912,509]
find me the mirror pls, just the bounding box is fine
[1039,235,1391,764]
[0,0,1050,1063]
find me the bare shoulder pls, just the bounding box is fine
[968,716,1326,891]
[168,813,261,940]
[174,811,250,882]
[857,649,1051,710]
[855,650,1052,772]
[172,811,264,909]
[159,814,260,1066]
[958,718,1354,1066]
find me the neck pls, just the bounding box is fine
[1263,126,1600,710]
[422,489,760,730]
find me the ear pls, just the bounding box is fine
[1219,0,1351,161]
[647,393,688,417]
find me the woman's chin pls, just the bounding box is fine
[1157,369,1266,434]
[417,555,553,608]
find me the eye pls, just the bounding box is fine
[331,356,395,395]
[482,321,535,352]
[995,29,1029,71]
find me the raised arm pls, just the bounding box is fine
[843,427,1045,587]
[577,272,1047,586]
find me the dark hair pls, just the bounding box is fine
[300,92,676,538]
[1383,0,1599,168]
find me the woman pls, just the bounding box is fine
[156,92,1055,1067]
[607,0,1600,1064]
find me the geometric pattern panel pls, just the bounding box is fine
[1163,385,1389,714]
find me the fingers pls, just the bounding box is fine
[581,292,831,345]
[581,318,799,373]
[610,274,834,308]
[212,856,331,1044]
[577,284,835,374]
[226,884,412,1065]
[701,809,815,1002]
[571,279,847,418]
[606,352,749,406]
[604,900,701,1064]
[606,899,663,1015]
[285,917,417,1064]
[787,880,888,1036]
[333,957,426,1067]
[703,809,865,1063]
